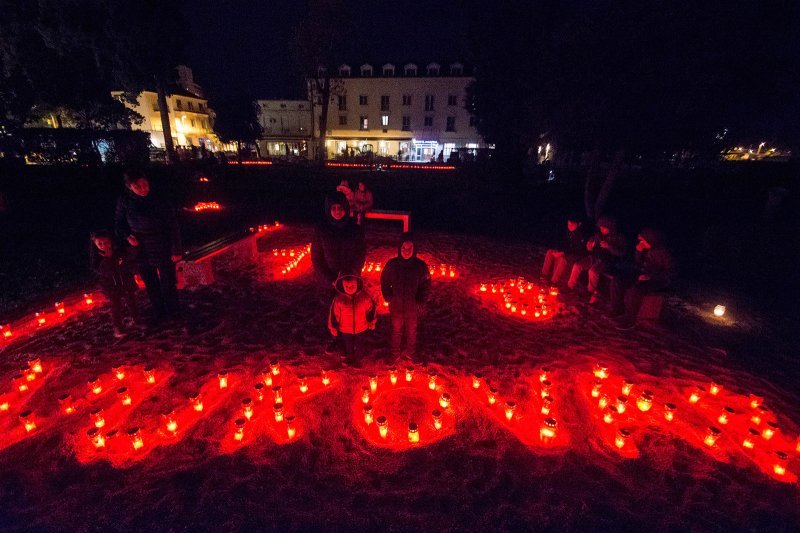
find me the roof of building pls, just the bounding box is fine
[318,60,474,78]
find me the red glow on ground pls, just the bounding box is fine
[250,221,282,234]
[0,363,62,451]
[0,294,105,348]
[266,244,312,279]
[476,278,560,321]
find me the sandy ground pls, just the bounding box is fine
[0,223,798,531]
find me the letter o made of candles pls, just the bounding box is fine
[353,365,456,450]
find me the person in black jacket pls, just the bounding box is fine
[91,230,138,338]
[311,191,366,287]
[541,215,588,284]
[380,232,431,357]
[114,170,182,321]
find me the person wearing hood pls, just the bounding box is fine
[380,232,431,357]
[611,228,676,329]
[328,273,376,365]
[90,230,139,338]
[541,214,588,284]
[567,215,627,302]
[114,170,182,321]
[336,180,354,214]
[311,191,367,286]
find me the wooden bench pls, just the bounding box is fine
[177,231,258,288]
[364,209,411,232]
[600,272,665,322]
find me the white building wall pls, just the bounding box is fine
[256,100,312,157]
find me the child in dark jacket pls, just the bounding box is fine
[541,215,588,284]
[380,232,431,357]
[328,273,376,365]
[91,230,139,338]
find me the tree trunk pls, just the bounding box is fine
[157,83,176,164]
[583,148,602,221]
[316,77,331,164]
[593,149,625,219]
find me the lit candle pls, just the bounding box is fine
[773,451,789,476]
[90,408,105,428]
[56,302,65,315]
[593,364,609,380]
[704,426,721,447]
[190,393,204,412]
[615,428,630,449]
[36,312,46,326]
[472,373,482,389]
[615,396,628,414]
[427,371,437,390]
[718,406,734,425]
[19,410,36,432]
[273,402,284,422]
[439,393,451,409]
[709,382,722,396]
[389,367,398,385]
[488,387,498,405]
[504,400,516,421]
[242,397,253,420]
[1,324,12,338]
[748,394,763,409]
[286,416,296,440]
[480,283,487,292]
[713,305,725,317]
[117,387,132,406]
[369,375,379,393]
[0,400,8,411]
[321,370,331,386]
[361,386,371,404]
[541,396,553,415]
[591,379,603,398]
[540,380,552,399]
[762,421,778,440]
[664,403,676,422]
[28,358,43,374]
[163,410,178,434]
[689,385,705,404]
[272,386,283,404]
[144,366,156,384]
[377,416,388,439]
[621,380,634,396]
[405,366,414,382]
[87,427,105,449]
[408,422,419,443]
[58,393,75,414]
[234,418,246,441]
[603,406,616,424]
[751,406,768,426]
[270,360,280,376]
[24,367,36,382]
[84,293,94,305]
[298,376,308,394]
[636,391,653,412]
[540,417,557,442]
[113,365,125,381]
[742,428,759,449]
[796,436,800,454]
[539,367,551,383]
[490,284,497,294]
[363,404,373,425]
[260,368,273,387]
[549,286,559,297]
[432,409,442,430]
[128,427,144,450]
[89,376,102,395]
[598,394,610,410]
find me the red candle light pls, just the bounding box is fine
[58,393,75,414]
[488,387,498,405]
[408,422,420,443]
[1,324,12,339]
[472,373,482,389]
[689,385,706,404]
[439,393,451,409]
[321,370,331,387]
[270,360,280,376]
[540,380,552,399]
[90,408,105,428]
[36,312,46,326]
[664,403,676,422]
[748,394,763,409]
[234,418,246,441]
[55,301,65,315]
[298,376,308,394]
[709,382,722,396]
[593,364,609,380]
[363,404,373,425]
[504,400,516,421]
[615,396,628,414]
[541,396,553,415]
[24,367,36,382]
[361,386,370,405]
[0,400,8,411]
[773,451,789,476]
[117,387,132,406]
[540,417,557,442]
[19,410,36,432]
[598,394,610,410]
[603,406,616,424]
[615,428,631,449]
[218,371,229,389]
[621,380,634,396]
[480,283,487,292]
[242,398,253,420]
[190,393,204,412]
[113,365,125,381]
[286,416,297,440]
[254,383,265,402]
[84,293,94,305]
[762,421,779,440]
[377,416,388,439]
[88,376,102,395]
[87,427,105,449]
[591,379,603,398]
[718,406,735,425]
[432,409,442,430]
[389,367,398,385]
[163,410,178,434]
[143,366,156,384]
[128,427,144,450]
[405,366,414,382]
[28,357,43,374]
[742,428,760,449]
[636,391,654,412]
[273,402,284,422]
[260,368,273,387]
[370,375,379,393]
[272,386,283,404]
[427,371,437,390]
[704,426,721,447]
[539,367,551,383]
[751,406,768,426]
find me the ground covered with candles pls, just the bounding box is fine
[1,224,799,530]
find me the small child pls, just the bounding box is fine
[91,230,138,338]
[328,273,376,366]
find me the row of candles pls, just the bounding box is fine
[1,294,95,343]
[249,221,281,234]
[478,278,559,319]
[271,244,311,276]
[590,364,796,477]
[193,201,222,212]
[430,264,457,278]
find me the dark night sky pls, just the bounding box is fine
[185,1,471,103]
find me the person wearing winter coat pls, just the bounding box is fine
[311,191,366,286]
[380,232,431,357]
[541,215,588,284]
[611,228,676,329]
[567,215,627,302]
[352,181,374,225]
[114,170,182,320]
[91,230,139,338]
[328,273,376,364]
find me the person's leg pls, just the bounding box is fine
[588,260,607,294]
[391,311,405,356]
[158,260,179,313]
[541,249,557,278]
[405,309,419,357]
[608,275,625,315]
[551,254,569,284]
[567,257,591,289]
[341,333,357,364]
[109,292,124,331]
[138,264,164,315]
[123,290,139,323]
[619,284,646,326]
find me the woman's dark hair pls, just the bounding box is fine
[90,229,113,241]
[123,167,146,186]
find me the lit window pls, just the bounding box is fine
[360,116,368,130]
[381,115,389,126]
[380,95,390,111]
[424,116,433,127]
[446,117,455,131]
[402,116,411,131]
[359,95,368,106]
[448,95,458,106]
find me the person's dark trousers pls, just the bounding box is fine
[341,333,358,358]
[139,260,178,316]
[391,308,419,356]
[609,272,637,315]
[108,290,138,329]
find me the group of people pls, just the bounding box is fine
[336,180,374,225]
[311,189,430,366]
[541,214,676,329]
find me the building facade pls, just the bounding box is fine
[310,62,487,162]
[255,100,312,158]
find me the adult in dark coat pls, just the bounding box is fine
[311,191,366,286]
[541,215,588,284]
[567,215,627,301]
[380,232,431,356]
[610,227,676,328]
[114,170,182,319]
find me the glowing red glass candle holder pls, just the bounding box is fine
[321,370,331,386]
[615,428,631,449]
[718,406,735,425]
[58,393,75,414]
[664,403,676,422]
[273,402,284,422]
[439,393,451,409]
[14,374,29,392]
[117,387,132,406]
[704,426,721,447]
[762,421,779,440]
[190,393,204,412]
[405,366,414,382]
[242,398,254,420]
[128,427,144,451]
[363,404,373,425]
[472,373,482,389]
[540,417,557,443]
[286,416,297,440]
[298,376,308,394]
[742,428,760,449]
[143,366,156,384]
[377,416,388,439]
[504,400,516,421]
[487,387,498,405]
[19,410,36,432]
[234,418,246,441]
[636,391,653,412]
[113,365,125,381]
[88,376,102,395]
[432,409,442,430]
[389,367,398,385]
[591,379,603,398]
[593,364,609,380]
[254,383,265,402]
[408,422,419,443]
[773,451,788,476]
[541,396,553,415]
[163,410,178,434]
[218,371,229,389]
[28,357,43,374]
[87,427,105,449]
[90,408,105,428]
[427,371,437,390]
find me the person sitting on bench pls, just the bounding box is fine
[541,214,588,285]
[610,227,676,330]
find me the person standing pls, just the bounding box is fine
[311,191,366,287]
[380,232,431,357]
[114,170,182,322]
[352,181,374,225]
[328,273,376,366]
